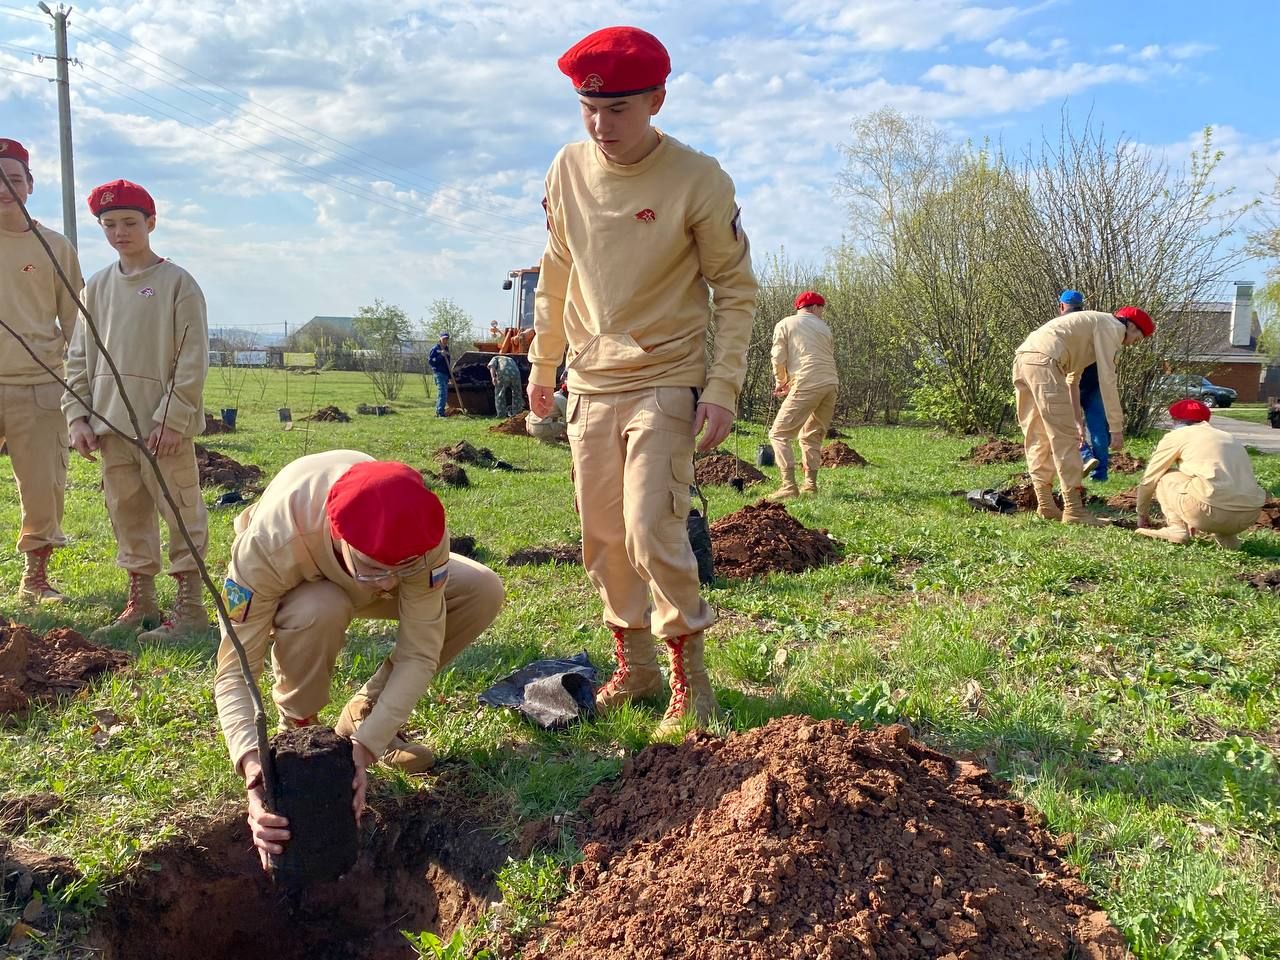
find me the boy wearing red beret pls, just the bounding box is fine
[1013,306,1153,525]
[527,27,759,734]
[0,138,83,602]
[64,179,211,639]
[768,291,839,499]
[1134,399,1266,549]
[212,451,504,868]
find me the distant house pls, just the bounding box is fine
[1184,282,1264,402]
[292,316,357,348]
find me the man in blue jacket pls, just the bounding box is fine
[428,333,452,417]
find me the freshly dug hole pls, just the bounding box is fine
[523,716,1130,960]
[89,790,506,960]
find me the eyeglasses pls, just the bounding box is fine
[340,540,429,584]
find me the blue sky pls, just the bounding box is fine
[3,0,1277,341]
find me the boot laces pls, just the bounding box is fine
[118,574,149,619]
[598,627,631,697]
[664,635,690,717]
[24,548,53,593]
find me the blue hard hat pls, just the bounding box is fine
[1059,290,1084,307]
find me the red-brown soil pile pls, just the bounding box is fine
[822,441,869,467]
[1254,499,1280,530]
[710,501,839,578]
[201,413,233,435]
[194,444,265,488]
[1108,452,1146,474]
[0,623,131,717]
[967,438,1024,465]
[303,405,350,423]
[1238,570,1280,591]
[524,717,1130,960]
[695,453,767,487]
[505,545,583,567]
[491,412,530,437]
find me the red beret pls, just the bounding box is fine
[88,179,155,217]
[0,138,30,168]
[1115,306,1154,338]
[1169,398,1211,423]
[325,461,445,565]
[795,291,826,310]
[559,27,671,98]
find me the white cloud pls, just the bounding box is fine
[780,0,1029,51]
[985,36,1068,60]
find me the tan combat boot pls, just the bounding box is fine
[139,572,211,641]
[92,573,162,639]
[335,694,435,774]
[1033,483,1063,521]
[769,466,799,501]
[1061,486,1104,526]
[800,472,818,495]
[19,546,65,604]
[1213,532,1242,550]
[1137,525,1191,545]
[595,626,663,714]
[654,633,720,737]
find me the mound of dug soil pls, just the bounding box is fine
[695,453,767,487]
[524,717,1129,960]
[505,544,583,567]
[1000,476,1060,512]
[421,463,470,489]
[1108,452,1146,474]
[201,413,234,435]
[303,405,350,423]
[710,501,839,578]
[434,441,516,471]
[194,444,265,488]
[88,790,507,960]
[1238,569,1280,591]
[822,441,869,467]
[1254,499,1280,530]
[491,412,530,437]
[0,623,132,717]
[826,426,848,439]
[967,438,1024,465]
[450,535,478,558]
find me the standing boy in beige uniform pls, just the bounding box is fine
[1135,399,1266,549]
[527,27,758,734]
[768,290,839,499]
[64,180,211,640]
[1013,306,1153,524]
[0,138,83,602]
[216,452,504,867]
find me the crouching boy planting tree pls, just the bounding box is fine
[527,26,759,734]
[64,179,211,640]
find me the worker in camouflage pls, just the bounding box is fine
[488,354,524,418]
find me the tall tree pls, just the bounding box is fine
[353,298,411,402]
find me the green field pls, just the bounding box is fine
[1218,404,1273,425]
[2,370,1280,958]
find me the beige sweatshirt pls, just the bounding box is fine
[63,258,208,437]
[0,221,82,384]
[1136,422,1267,515]
[529,132,759,412]
[213,450,453,770]
[771,311,838,390]
[1016,310,1126,436]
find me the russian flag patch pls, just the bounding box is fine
[430,562,449,589]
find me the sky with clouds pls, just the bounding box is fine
[3,0,1278,341]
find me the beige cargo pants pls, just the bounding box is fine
[769,383,837,481]
[267,555,505,722]
[567,386,713,639]
[0,382,68,551]
[1013,353,1083,492]
[99,434,209,576]
[1155,473,1261,536]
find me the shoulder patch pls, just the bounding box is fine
[430,562,449,590]
[222,578,253,622]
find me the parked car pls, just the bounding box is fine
[1156,374,1237,408]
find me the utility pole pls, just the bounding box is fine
[38,3,77,249]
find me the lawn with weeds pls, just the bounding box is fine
[2,370,1279,958]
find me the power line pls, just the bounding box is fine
[0,63,53,82]
[76,62,541,247]
[71,12,535,228]
[0,5,44,25]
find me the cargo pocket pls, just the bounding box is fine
[659,457,694,542]
[165,450,203,509]
[566,393,587,441]
[645,386,696,435]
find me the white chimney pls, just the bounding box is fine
[1231,282,1254,348]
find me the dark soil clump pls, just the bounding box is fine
[268,727,358,889]
[523,716,1130,960]
[1000,475,1057,512]
[88,789,507,960]
[695,453,767,487]
[195,444,265,488]
[710,501,839,578]
[422,464,471,489]
[505,544,583,567]
[1254,499,1280,530]
[0,623,132,718]
[490,412,530,437]
[967,438,1024,465]
[0,792,63,835]
[450,535,477,558]
[303,405,351,423]
[434,441,516,471]
[822,441,869,467]
[1108,452,1146,474]
[1238,569,1280,591]
[201,413,234,435]
[825,426,848,439]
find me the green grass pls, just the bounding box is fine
[1217,403,1271,424]
[2,370,1280,958]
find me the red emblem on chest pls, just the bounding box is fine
[634,208,656,223]
[139,287,155,297]
[21,264,35,273]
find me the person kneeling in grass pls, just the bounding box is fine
[212,452,504,868]
[1136,399,1267,549]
